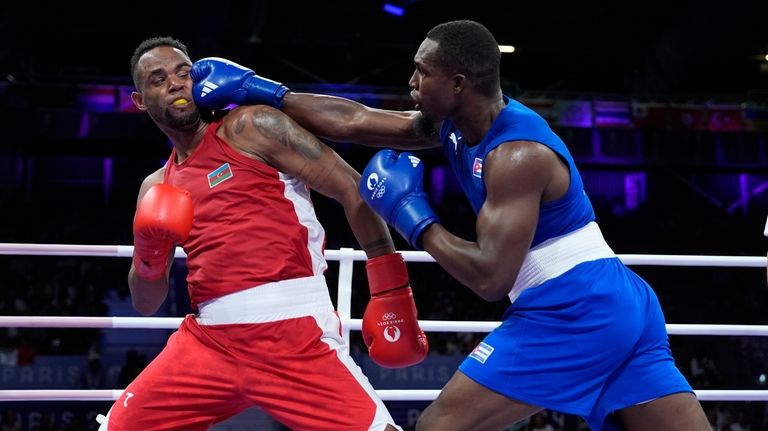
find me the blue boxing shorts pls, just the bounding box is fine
[458,258,693,431]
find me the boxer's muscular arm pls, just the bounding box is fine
[219,105,396,258]
[282,93,441,150]
[128,168,173,315]
[420,141,561,301]
[191,57,440,150]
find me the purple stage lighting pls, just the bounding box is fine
[382,3,404,16]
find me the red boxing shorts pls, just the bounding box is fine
[99,275,401,431]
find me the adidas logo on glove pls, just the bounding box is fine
[198,81,219,98]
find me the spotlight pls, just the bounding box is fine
[382,3,404,17]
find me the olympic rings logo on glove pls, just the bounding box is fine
[382,312,397,320]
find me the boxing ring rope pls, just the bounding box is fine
[4,389,768,403]
[5,316,768,336]
[1,243,767,402]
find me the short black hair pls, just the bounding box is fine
[130,36,189,89]
[426,20,501,97]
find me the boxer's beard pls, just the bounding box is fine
[164,107,200,129]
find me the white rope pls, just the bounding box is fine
[379,390,768,402]
[1,389,766,402]
[2,316,768,336]
[0,390,125,401]
[0,243,766,267]
[0,316,184,329]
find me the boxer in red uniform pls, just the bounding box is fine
[95,36,427,431]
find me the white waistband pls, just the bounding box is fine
[509,222,615,304]
[196,275,333,325]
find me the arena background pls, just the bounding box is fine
[1,1,767,430]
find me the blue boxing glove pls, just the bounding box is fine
[360,150,439,249]
[190,57,289,110]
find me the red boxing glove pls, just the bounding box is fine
[132,184,194,280]
[362,253,428,368]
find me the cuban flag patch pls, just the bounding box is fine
[208,163,233,188]
[469,341,494,364]
[472,157,483,178]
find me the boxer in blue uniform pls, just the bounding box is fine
[189,19,710,431]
